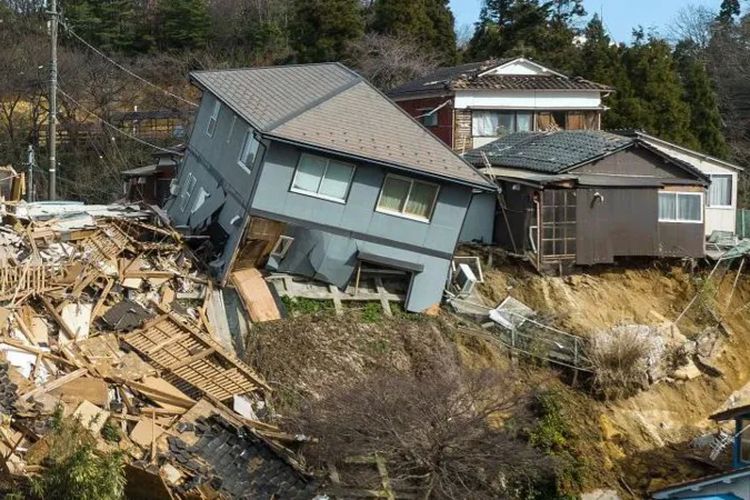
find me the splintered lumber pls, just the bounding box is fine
[81,222,131,263]
[20,367,87,401]
[230,268,281,322]
[121,312,270,401]
[50,377,109,406]
[123,376,196,411]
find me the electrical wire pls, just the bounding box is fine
[59,20,199,108]
[57,87,178,154]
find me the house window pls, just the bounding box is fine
[472,110,533,137]
[741,418,750,463]
[206,100,220,137]
[658,192,703,223]
[270,235,294,259]
[238,129,260,172]
[376,174,439,222]
[178,172,197,212]
[708,174,732,208]
[418,108,438,127]
[291,153,355,202]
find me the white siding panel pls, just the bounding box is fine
[454,90,602,110]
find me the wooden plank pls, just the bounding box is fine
[20,368,88,401]
[374,278,393,317]
[166,348,216,372]
[329,284,343,316]
[230,268,281,322]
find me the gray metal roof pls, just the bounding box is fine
[191,63,493,189]
[465,131,633,173]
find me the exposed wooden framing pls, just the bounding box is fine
[121,312,270,402]
[374,278,392,317]
[329,285,343,315]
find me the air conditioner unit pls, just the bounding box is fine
[455,263,477,298]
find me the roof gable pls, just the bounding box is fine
[465,131,708,182]
[479,57,563,77]
[388,57,612,98]
[191,64,493,189]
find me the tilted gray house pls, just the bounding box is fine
[165,63,494,312]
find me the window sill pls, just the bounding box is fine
[289,188,347,204]
[658,219,703,224]
[375,208,431,224]
[706,205,734,210]
[237,161,252,175]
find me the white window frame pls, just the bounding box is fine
[471,110,535,137]
[707,173,733,209]
[205,99,221,137]
[418,108,438,127]
[237,128,259,173]
[270,235,294,259]
[658,191,704,224]
[178,172,197,212]
[290,153,356,204]
[375,173,440,223]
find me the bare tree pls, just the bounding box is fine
[669,4,717,51]
[294,367,555,499]
[347,34,440,91]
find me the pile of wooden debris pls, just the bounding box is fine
[0,202,316,499]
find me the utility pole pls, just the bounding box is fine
[48,0,58,200]
[26,145,35,202]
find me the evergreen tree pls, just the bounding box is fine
[675,42,729,157]
[622,30,698,147]
[576,15,635,129]
[718,0,741,23]
[371,0,457,64]
[466,0,584,70]
[62,0,149,53]
[156,0,210,51]
[291,0,364,63]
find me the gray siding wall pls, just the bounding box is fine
[169,94,475,312]
[250,141,472,258]
[459,192,496,244]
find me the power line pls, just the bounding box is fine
[59,20,199,108]
[57,87,179,154]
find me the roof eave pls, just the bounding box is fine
[263,133,495,191]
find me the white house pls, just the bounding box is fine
[631,132,743,237]
[389,57,613,153]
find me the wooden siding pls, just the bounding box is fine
[454,109,472,153]
[395,96,454,148]
[574,147,695,180]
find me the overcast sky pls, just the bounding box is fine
[449,0,726,44]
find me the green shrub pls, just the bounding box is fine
[361,302,382,323]
[281,296,333,316]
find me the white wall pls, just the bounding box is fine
[647,142,740,236]
[483,60,552,76]
[454,90,603,111]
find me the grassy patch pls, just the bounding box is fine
[281,296,334,317]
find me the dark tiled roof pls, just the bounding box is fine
[192,63,493,188]
[452,74,611,91]
[464,131,632,173]
[169,415,317,499]
[388,57,612,98]
[387,59,513,97]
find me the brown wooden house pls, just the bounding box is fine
[464,131,710,269]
